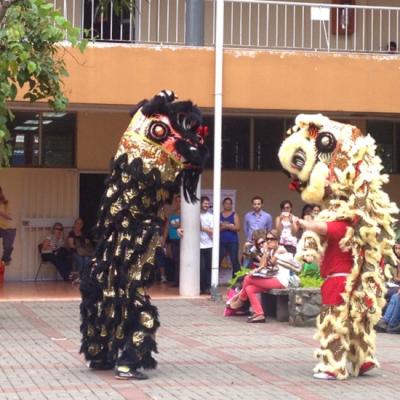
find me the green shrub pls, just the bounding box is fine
[299,262,323,288]
[228,266,251,288]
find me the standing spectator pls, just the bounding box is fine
[312,204,322,219]
[40,222,71,281]
[220,197,240,275]
[0,186,16,266]
[387,41,397,53]
[164,194,182,287]
[200,196,213,294]
[244,196,272,242]
[301,204,314,221]
[157,206,169,283]
[67,217,93,279]
[275,200,298,254]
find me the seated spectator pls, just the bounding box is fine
[376,291,400,333]
[67,217,93,280]
[229,229,293,323]
[275,200,298,254]
[40,222,71,281]
[242,229,267,269]
[385,240,400,301]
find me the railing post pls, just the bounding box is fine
[185,0,204,45]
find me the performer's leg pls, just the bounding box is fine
[347,317,378,377]
[116,291,160,380]
[1,228,16,264]
[347,277,386,376]
[314,305,350,380]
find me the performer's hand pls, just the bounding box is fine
[293,216,303,229]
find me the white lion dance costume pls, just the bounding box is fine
[279,115,398,380]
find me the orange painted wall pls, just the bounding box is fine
[56,45,400,114]
[77,111,130,170]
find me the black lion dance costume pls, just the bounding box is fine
[80,90,208,380]
[279,114,398,380]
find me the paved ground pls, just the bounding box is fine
[0,298,399,400]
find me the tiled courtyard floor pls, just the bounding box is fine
[0,295,399,400]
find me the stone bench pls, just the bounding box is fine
[288,287,321,327]
[261,288,290,322]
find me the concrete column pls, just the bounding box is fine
[185,0,204,46]
[179,182,201,296]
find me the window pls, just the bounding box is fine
[254,118,287,170]
[83,0,134,42]
[203,116,250,169]
[8,111,76,167]
[366,120,396,173]
[8,112,40,166]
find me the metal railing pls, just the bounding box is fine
[56,0,400,54]
[222,0,400,53]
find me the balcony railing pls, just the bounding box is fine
[56,0,400,54]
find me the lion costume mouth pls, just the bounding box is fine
[291,148,307,171]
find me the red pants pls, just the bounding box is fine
[239,275,284,315]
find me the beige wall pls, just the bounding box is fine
[0,168,78,281]
[77,111,130,170]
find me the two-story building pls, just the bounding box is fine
[1,0,399,280]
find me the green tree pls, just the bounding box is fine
[0,0,86,166]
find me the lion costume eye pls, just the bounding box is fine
[315,131,337,154]
[148,121,170,142]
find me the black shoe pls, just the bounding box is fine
[115,367,148,380]
[375,319,388,332]
[247,314,266,323]
[387,323,400,334]
[88,360,114,370]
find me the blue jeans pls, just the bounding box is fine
[219,241,240,274]
[383,293,400,327]
[73,253,91,277]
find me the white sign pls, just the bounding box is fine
[311,7,330,21]
[200,189,237,213]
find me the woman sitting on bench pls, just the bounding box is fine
[229,229,292,323]
[40,222,71,281]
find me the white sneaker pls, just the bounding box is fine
[313,372,337,380]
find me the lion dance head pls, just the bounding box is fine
[114,90,209,203]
